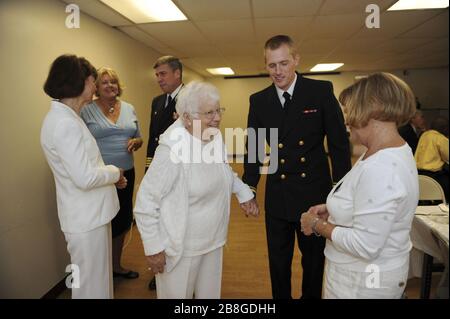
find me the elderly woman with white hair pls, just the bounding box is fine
[134,81,259,299]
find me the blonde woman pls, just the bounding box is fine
[301,73,419,298]
[81,67,142,279]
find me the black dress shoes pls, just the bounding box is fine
[148,277,156,290]
[113,270,139,279]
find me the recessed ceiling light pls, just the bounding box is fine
[206,67,235,76]
[100,0,187,23]
[388,0,449,11]
[310,63,344,72]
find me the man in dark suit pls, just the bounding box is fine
[398,110,426,154]
[145,56,183,289]
[243,35,351,299]
[146,56,183,171]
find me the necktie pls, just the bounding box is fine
[166,95,172,107]
[283,92,291,111]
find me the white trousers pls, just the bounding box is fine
[323,259,409,299]
[156,247,223,299]
[64,223,113,299]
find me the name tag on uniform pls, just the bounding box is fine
[303,108,318,114]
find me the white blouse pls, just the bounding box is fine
[184,161,230,256]
[325,144,419,271]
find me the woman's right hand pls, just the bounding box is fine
[306,204,329,220]
[146,251,166,274]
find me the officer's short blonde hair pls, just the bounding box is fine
[339,72,416,128]
[264,35,298,60]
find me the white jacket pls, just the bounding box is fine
[134,119,253,272]
[40,100,120,233]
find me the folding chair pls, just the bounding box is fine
[418,175,447,205]
[418,175,447,298]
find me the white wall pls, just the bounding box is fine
[0,0,203,298]
[209,67,449,155]
[0,0,447,298]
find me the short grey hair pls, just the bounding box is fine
[153,55,183,79]
[176,81,220,117]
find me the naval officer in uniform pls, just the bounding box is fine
[146,56,184,171]
[243,35,351,299]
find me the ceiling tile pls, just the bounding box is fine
[225,55,263,69]
[400,10,449,38]
[254,17,313,42]
[139,21,210,46]
[319,0,392,15]
[188,56,230,69]
[299,38,342,55]
[307,14,365,39]
[173,45,223,58]
[215,42,262,57]
[326,51,397,64]
[329,37,388,55]
[181,58,210,77]
[118,26,166,52]
[175,0,252,21]
[355,10,442,39]
[375,38,436,54]
[196,20,255,44]
[252,0,322,18]
[409,38,450,55]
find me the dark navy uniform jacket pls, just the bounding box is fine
[145,93,177,170]
[243,73,352,222]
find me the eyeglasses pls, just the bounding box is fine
[193,108,225,119]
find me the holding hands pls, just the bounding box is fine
[115,168,128,189]
[240,198,259,217]
[300,204,328,236]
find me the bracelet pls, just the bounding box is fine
[313,219,329,237]
[311,217,320,237]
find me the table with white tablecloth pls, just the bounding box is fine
[409,205,449,299]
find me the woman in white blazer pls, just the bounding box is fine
[41,55,127,299]
[134,81,259,299]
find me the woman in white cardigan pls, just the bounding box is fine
[301,73,419,299]
[134,81,259,299]
[41,55,127,298]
